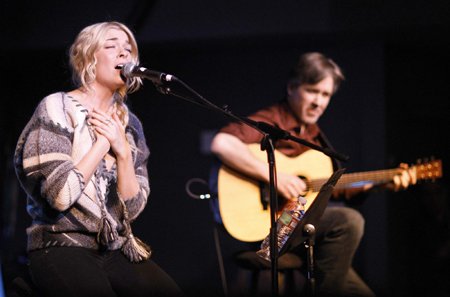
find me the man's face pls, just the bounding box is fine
[287,75,334,125]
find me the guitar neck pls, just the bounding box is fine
[310,168,403,192]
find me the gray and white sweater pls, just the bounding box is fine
[14,92,150,252]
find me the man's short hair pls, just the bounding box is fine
[288,52,345,94]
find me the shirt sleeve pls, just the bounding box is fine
[122,113,151,220]
[219,106,280,144]
[220,120,265,144]
[16,95,85,212]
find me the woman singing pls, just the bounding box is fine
[14,21,185,297]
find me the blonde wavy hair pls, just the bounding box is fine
[69,21,142,127]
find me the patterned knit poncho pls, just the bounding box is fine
[14,92,151,258]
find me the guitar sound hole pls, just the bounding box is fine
[259,176,310,210]
[299,176,310,197]
[259,181,269,210]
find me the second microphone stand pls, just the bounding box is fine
[149,76,349,297]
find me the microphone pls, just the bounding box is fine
[119,62,176,82]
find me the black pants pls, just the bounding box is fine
[28,247,185,297]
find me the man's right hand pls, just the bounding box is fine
[276,172,308,200]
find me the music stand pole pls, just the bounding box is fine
[303,224,316,296]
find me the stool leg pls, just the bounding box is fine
[283,270,296,296]
[278,271,286,296]
[248,270,260,297]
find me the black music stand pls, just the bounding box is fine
[278,168,346,296]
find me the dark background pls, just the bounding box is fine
[1,1,449,296]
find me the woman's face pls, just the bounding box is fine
[94,28,133,91]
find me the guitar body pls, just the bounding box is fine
[218,144,333,242]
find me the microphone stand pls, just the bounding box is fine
[151,78,349,297]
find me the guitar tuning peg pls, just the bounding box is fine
[423,157,429,163]
[430,156,435,161]
[416,159,422,164]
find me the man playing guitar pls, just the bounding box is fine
[210,52,417,296]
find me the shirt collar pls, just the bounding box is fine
[279,99,321,138]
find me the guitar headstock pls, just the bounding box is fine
[414,158,443,181]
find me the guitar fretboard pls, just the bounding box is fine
[310,159,442,192]
[310,169,400,192]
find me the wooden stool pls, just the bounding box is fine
[233,251,305,296]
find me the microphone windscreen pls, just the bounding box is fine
[121,62,136,79]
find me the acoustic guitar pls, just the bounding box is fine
[217,143,443,242]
